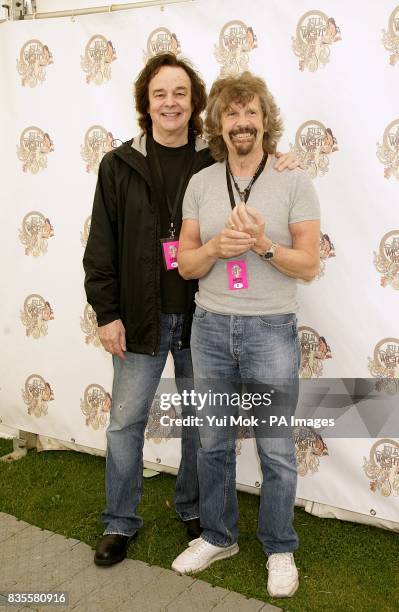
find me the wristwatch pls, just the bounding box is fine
[258,242,278,261]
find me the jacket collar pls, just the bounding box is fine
[113,131,209,185]
[112,135,150,183]
[131,132,148,156]
[131,131,208,155]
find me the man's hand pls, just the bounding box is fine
[98,319,126,359]
[207,225,256,259]
[275,150,301,171]
[227,203,265,239]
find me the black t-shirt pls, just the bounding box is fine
[150,138,194,314]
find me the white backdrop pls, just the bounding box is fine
[1,0,399,525]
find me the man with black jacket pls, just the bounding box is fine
[83,53,297,566]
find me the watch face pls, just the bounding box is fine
[264,251,274,259]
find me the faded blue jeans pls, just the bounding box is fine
[102,314,200,536]
[191,307,300,556]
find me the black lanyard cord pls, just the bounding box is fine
[226,152,268,209]
[149,132,196,237]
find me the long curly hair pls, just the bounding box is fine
[205,71,283,161]
[134,53,207,136]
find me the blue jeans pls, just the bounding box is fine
[191,307,301,556]
[102,314,200,536]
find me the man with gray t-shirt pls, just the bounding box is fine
[171,72,320,599]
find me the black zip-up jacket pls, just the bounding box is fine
[83,132,214,355]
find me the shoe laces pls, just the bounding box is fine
[189,538,211,557]
[189,537,201,546]
[267,553,294,574]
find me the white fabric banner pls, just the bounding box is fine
[1,0,398,524]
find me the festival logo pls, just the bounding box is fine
[317,231,336,279]
[17,39,53,87]
[294,427,329,476]
[81,216,91,248]
[81,126,114,174]
[17,127,54,174]
[291,121,338,179]
[368,338,399,395]
[20,294,54,339]
[235,424,251,456]
[19,212,54,257]
[298,326,332,378]
[80,303,102,348]
[22,374,54,417]
[80,384,111,430]
[382,6,399,66]
[214,20,257,76]
[292,11,341,72]
[373,230,399,289]
[376,119,399,180]
[363,439,399,497]
[143,28,181,62]
[81,35,116,85]
[145,394,176,443]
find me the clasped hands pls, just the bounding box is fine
[210,203,269,259]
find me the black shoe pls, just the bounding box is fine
[94,533,136,566]
[184,518,202,540]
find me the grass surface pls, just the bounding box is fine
[0,438,397,611]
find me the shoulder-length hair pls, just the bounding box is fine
[205,71,283,161]
[134,53,207,136]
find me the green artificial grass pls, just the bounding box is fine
[0,438,397,611]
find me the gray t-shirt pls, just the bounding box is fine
[182,155,320,315]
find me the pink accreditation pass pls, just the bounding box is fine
[161,239,179,270]
[227,260,249,290]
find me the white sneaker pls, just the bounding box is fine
[172,537,239,574]
[266,552,299,598]
[188,537,201,546]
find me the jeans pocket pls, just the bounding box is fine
[257,313,296,329]
[193,306,207,320]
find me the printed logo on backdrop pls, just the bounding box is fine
[373,230,399,289]
[298,326,332,379]
[81,126,114,174]
[22,374,54,418]
[19,212,54,257]
[81,35,116,85]
[235,425,251,456]
[146,394,176,443]
[363,439,399,497]
[80,304,102,348]
[294,427,328,476]
[17,127,54,174]
[17,40,53,87]
[376,119,399,180]
[292,11,341,72]
[80,385,111,430]
[143,28,181,62]
[382,6,399,66]
[317,232,336,279]
[20,294,54,339]
[290,121,338,179]
[368,338,399,395]
[81,216,91,248]
[214,20,257,76]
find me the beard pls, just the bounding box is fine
[233,140,256,156]
[229,127,257,156]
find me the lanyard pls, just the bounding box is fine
[225,152,267,209]
[149,132,196,239]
